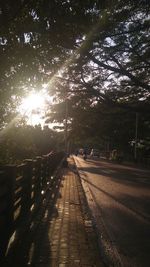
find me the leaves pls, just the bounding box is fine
[0,124,59,164]
[0,0,149,157]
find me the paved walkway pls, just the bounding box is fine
[4,157,104,267]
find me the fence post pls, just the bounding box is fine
[22,160,33,217]
[34,157,42,206]
[41,156,47,189]
[35,156,42,195]
[1,165,16,257]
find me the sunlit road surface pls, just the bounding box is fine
[74,156,150,267]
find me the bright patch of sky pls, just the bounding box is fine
[17,88,54,128]
[0,37,7,45]
[104,37,116,47]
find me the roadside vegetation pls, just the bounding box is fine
[0,0,149,164]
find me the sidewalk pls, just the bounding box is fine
[4,157,104,267]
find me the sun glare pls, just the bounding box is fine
[18,91,50,126]
[19,92,45,114]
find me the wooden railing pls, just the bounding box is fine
[0,151,64,260]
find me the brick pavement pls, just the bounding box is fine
[4,157,104,267]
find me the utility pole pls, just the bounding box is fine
[134,112,138,161]
[64,86,68,153]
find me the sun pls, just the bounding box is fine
[19,92,45,113]
[18,91,48,126]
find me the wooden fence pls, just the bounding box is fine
[0,151,64,260]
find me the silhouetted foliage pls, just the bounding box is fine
[0,124,60,165]
[0,0,149,161]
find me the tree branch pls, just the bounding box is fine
[89,54,150,92]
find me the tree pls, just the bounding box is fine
[0,1,149,158]
[62,0,150,110]
[0,0,101,126]
[0,123,60,164]
[46,0,150,154]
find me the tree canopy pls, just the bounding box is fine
[0,0,150,158]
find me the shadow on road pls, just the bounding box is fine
[78,159,150,187]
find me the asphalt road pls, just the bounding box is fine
[74,156,150,267]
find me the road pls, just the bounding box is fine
[74,156,150,267]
